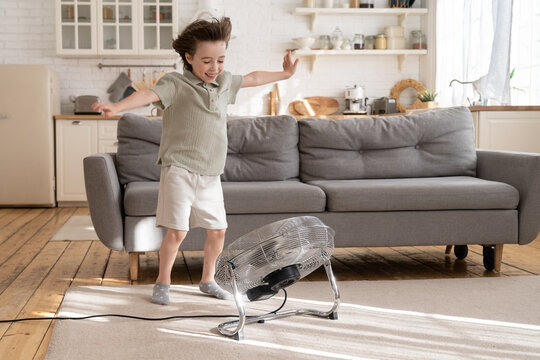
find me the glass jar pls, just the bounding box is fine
[341,38,352,50]
[410,30,427,49]
[353,34,364,49]
[365,35,376,49]
[375,34,387,49]
[331,26,343,49]
[319,35,331,50]
[359,0,374,8]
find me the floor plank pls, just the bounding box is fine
[71,241,111,287]
[0,209,44,247]
[102,250,130,286]
[0,241,91,359]
[0,208,75,295]
[0,208,30,230]
[0,241,69,339]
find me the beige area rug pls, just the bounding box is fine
[50,215,98,241]
[45,277,540,360]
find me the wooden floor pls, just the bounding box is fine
[0,207,539,359]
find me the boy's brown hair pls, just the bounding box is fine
[173,17,232,72]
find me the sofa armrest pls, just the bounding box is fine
[476,149,540,245]
[84,153,124,251]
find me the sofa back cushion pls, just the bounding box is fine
[116,113,162,185]
[298,106,477,181]
[116,114,299,185]
[221,115,299,181]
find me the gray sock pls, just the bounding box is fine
[199,281,232,300]
[151,283,170,305]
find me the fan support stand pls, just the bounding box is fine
[217,260,340,341]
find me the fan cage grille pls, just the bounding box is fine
[215,216,335,294]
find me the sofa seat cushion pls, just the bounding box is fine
[124,181,159,216]
[124,180,327,216]
[308,176,519,212]
[222,181,326,214]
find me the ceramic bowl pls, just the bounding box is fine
[293,37,315,50]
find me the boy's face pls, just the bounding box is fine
[186,40,227,84]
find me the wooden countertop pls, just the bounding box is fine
[55,105,540,121]
[468,105,540,112]
[55,115,122,120]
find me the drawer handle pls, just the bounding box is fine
[0,114,8,120]
[72,120,81,125]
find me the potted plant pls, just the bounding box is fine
[417,89,438,108]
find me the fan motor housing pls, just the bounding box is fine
[246,265,301,301]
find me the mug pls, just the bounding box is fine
[150,107,163,117]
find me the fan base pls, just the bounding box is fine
[217,260,340,341]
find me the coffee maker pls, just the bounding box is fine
[344,85,368,115]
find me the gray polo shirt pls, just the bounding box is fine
[152,70,243,176]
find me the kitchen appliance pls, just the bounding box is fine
[0,65,60,207]
[372,97,397,115]
[74,95,101,115]
[344,85,368,115]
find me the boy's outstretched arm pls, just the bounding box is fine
[241,50,299,88]
[91,89,160,116]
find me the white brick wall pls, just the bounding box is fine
[0,0,424,115]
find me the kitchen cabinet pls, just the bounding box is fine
[292,7,428,71]
[56,0,98,55]
[55,118,118,204]
[471,108,540,152]
[56,0,178,57]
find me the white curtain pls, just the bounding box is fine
[435,0,513,106]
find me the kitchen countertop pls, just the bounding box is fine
[55,115,122,120]
[468,105,540,111]
[55,105,540,121]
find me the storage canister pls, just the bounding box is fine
[365,35,376,49]
[375,34,387,49]
[384,26,404,37]
[319,35,331,50]
[353,34,364,49]
[387,36,405,49]
[411,30,427,49]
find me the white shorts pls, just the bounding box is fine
[156,165,228,231]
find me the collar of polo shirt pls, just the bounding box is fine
[184,70,220,87]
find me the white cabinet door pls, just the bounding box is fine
[98,120,119,153]
[138,0,178,56]
[56,0,98,55]
[56,119,98,202]
[97,0,138,55]
[477,111,540,152]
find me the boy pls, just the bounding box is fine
[91,17,298,305]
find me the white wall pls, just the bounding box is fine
[0,0,425,116]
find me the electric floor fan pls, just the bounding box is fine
[214,216,340,340]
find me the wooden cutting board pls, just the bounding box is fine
[289,97,339,116]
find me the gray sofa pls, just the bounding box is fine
[84,106,540,280]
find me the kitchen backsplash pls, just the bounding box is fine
[0,0,425,116]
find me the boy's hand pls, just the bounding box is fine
[91,102,117,116]
[283,50,299,78]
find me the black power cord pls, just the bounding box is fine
[0,289,288,324]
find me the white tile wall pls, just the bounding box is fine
[0,0,424,116]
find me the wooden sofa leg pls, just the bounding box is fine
[494,244,503,272]
[129,252,142,281]
[445,245,452,255]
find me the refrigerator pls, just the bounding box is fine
[0,65,60,207]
